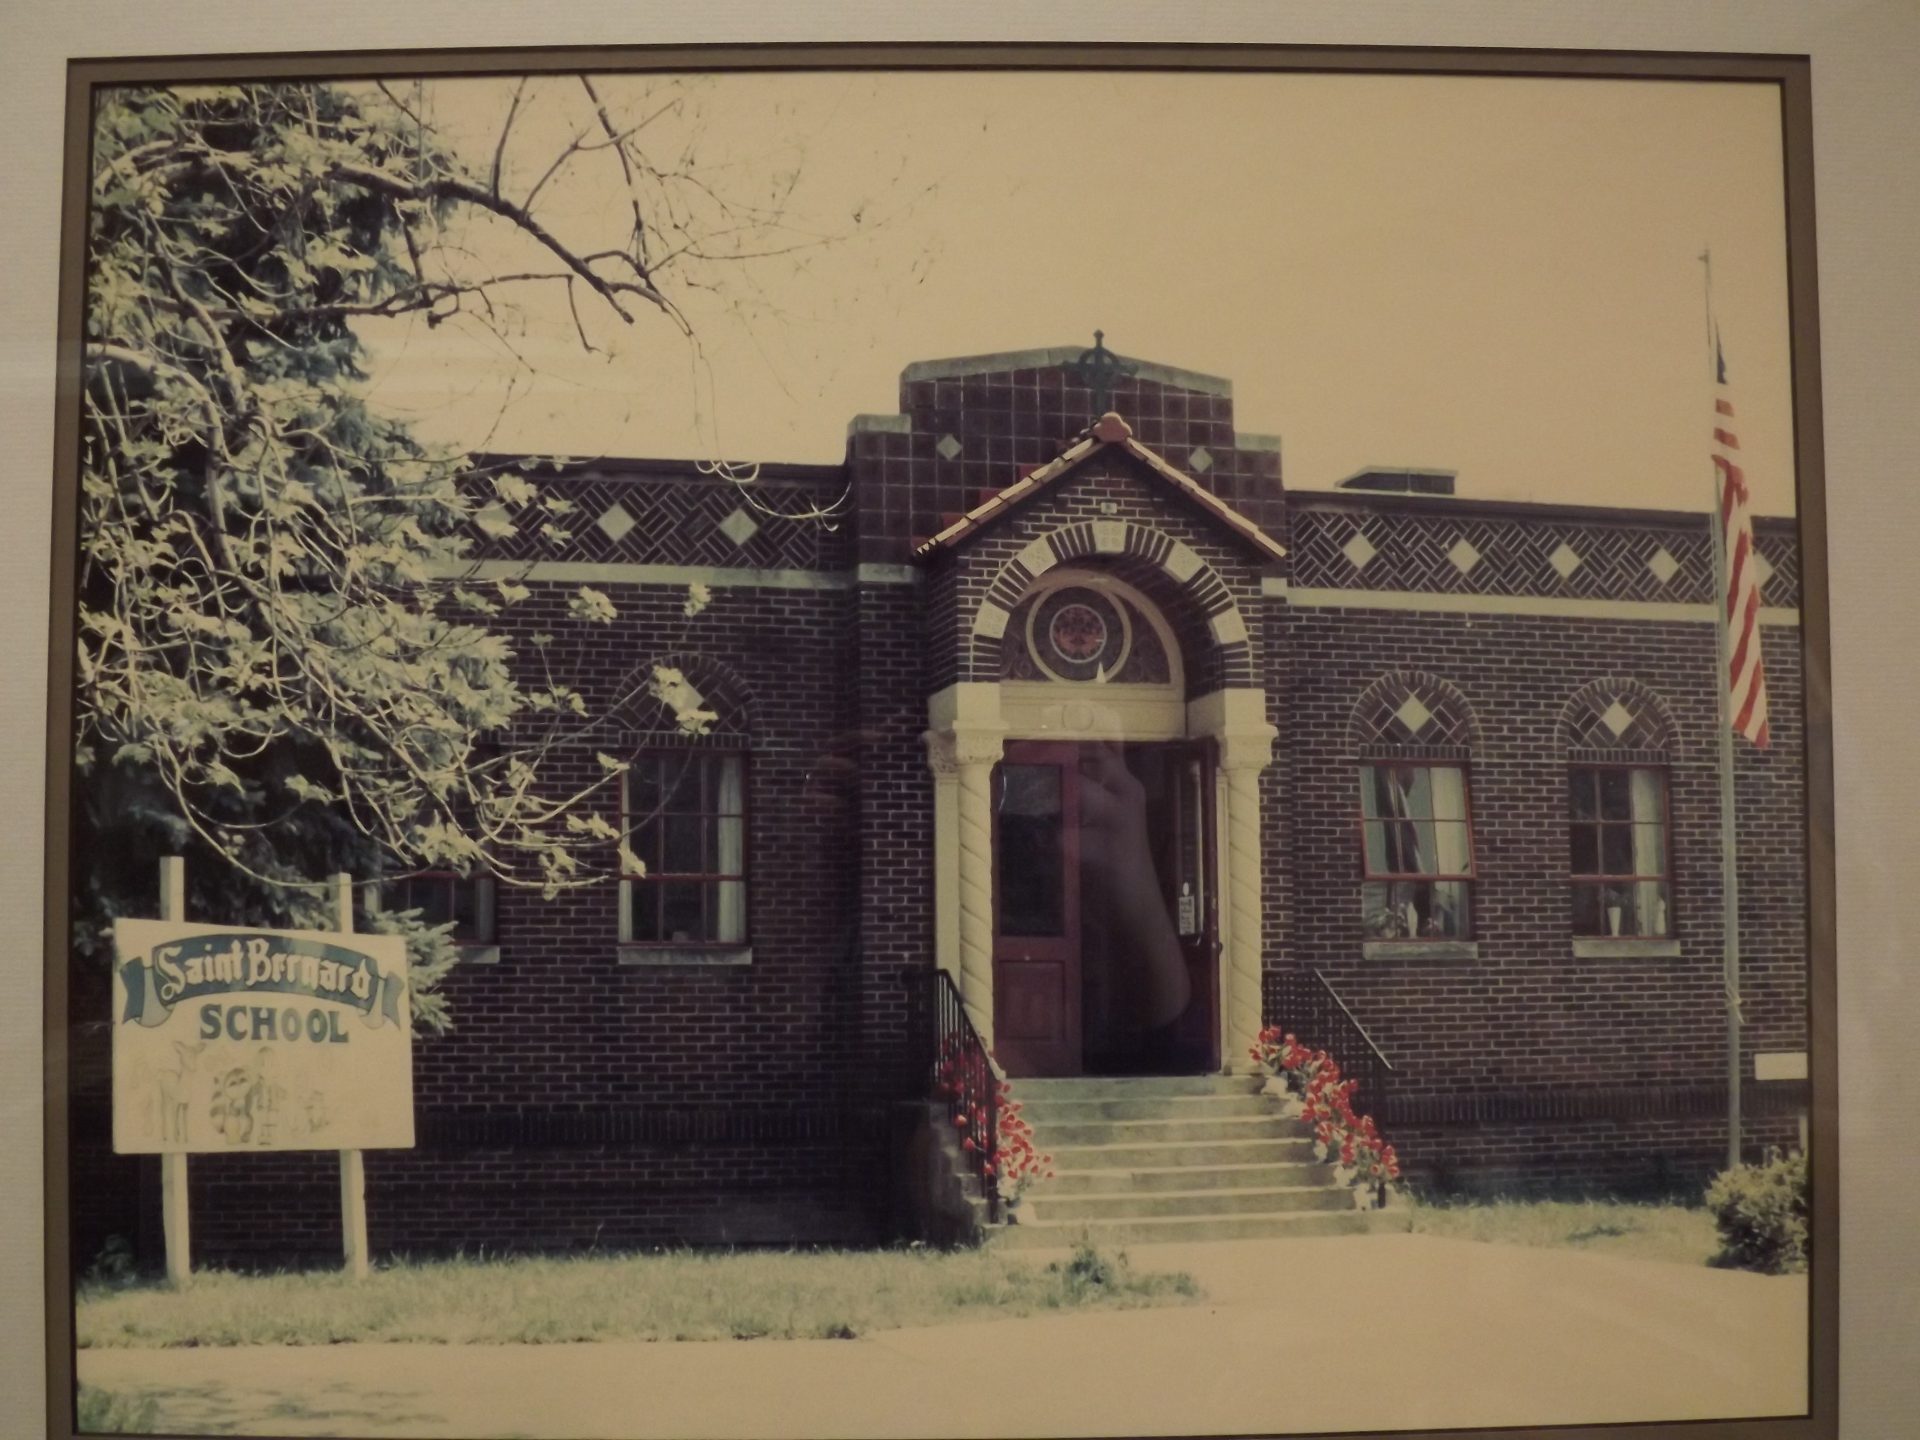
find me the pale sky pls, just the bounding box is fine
[357,69,1797,515]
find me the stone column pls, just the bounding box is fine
[924,731,962,983]
[927,684,1006,1050]
[952,730,1003,1048]
[1212,707,1277,1075]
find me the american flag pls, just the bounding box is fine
[1713,336,1771,749]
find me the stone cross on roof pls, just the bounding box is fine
[1069,330,1138,417]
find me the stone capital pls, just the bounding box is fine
[1217,727,1276,773]
[1188,687,1278,773]
[924,724,1006,775]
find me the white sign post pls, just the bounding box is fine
[332,871,370,1281]
[157,857,190,1287]
[112,863,414,1284]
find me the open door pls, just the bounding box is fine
[1080,743,1219,1075]
[1159,743,1220,1072]
[990,742,1082,1076]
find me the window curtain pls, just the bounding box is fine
[1382,765,1417,870]
[715,756,746,943]
[1628,768,1667,934]
[1429,766,1469,873]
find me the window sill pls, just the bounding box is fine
[1572,937,1681,959]
[456,943,502,966]
[617,945,753,968]
[1361,940,1479,961]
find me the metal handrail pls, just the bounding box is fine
[1314,967,1395,1076]
[921,970,1002,1225]
[1271,965,1395,1120]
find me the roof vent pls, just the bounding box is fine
[1337,467,1457,496]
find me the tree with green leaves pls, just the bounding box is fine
[77,78,849,1027]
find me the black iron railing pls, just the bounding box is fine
[919,969,1002,1224]
[1269,966,1395,1123]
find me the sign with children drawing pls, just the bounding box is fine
[112,920,416,1154]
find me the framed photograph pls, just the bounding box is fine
[44,41,1836,1440]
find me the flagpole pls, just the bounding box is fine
[1701,247,1744,1172]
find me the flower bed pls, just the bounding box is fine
[933,1038,1055,1215]
[1252,1026,1401,1206]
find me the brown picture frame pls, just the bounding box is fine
[42,41,1837,1440]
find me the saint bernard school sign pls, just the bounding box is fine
[112,920,415,1154]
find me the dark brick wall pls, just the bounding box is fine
[418,578,857,1110]
[853,579,936,1101]
[1273,604,1809,1171]
[923,452,1269,699]
[1394,1112,1803,1197]
[850,358,1283,565]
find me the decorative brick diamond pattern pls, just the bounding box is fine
[1754,529,1798,608]
[596,502,637,544]
[460,471,841,571]
[936,433,963,461]
[1559,677,1679,759]
[1348,671,1481,759]
[1188,446,1213,473]
[1290,508,1810,607]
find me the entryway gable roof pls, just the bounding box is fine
[911,412,1287,565]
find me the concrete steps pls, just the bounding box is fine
[1017,1094,1274,1123]
[993,1208,1367,1249]
[993,1073,1367,1249]
[1015,1074,1262,1099]
[1048,1137,1319,1168]
[1035,1115,1305,1146]
[1036,1185,1357,1221]
[1042,1161,1338,1196]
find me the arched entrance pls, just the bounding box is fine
[925,542,1275,1080]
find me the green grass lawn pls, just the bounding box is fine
[76,1385,161,1434]
[1403,1196,1718,1267]
[77,1243,1198,1348]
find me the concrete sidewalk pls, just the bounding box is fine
[77,1234,1808,1437]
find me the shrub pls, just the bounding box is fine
[1704,1148,1808,1274]
[1055,1241,1120,1292]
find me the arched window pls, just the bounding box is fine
[1349,673,1482,942]
[1560,681,1678,940]
[999,570,1182,688]
[613,656,754,962]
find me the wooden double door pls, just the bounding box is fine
[991,740,1219,1077]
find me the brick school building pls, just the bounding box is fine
[81,340,1811,1261]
